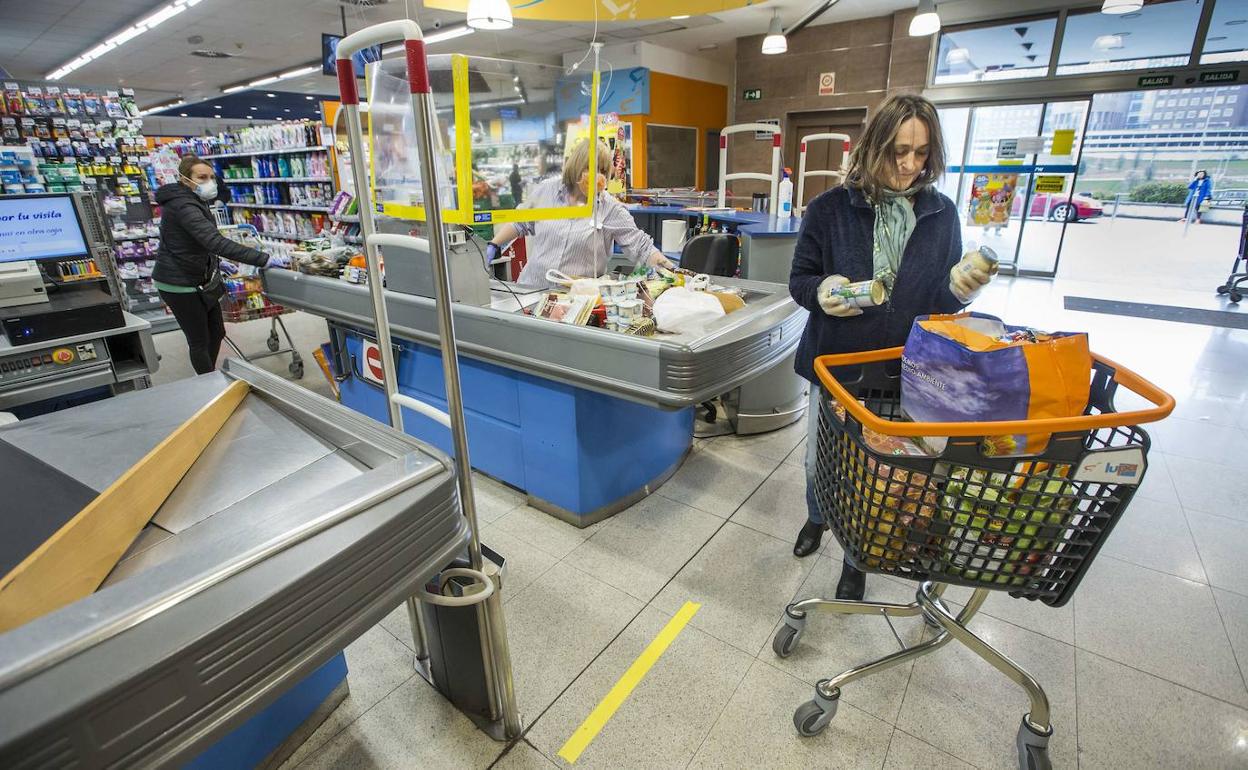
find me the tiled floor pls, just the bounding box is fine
[148,274,1248,769]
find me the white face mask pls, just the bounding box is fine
[183,174,217,201]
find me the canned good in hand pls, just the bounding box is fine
[833,279,889,307]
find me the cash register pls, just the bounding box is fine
[0,192,156,416]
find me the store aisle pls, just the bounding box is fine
[146,278,1248,769]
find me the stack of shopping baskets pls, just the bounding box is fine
[773,346,1173,770]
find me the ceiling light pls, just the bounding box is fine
[762,10,787,55]
[140,98,184,115]
[279,65,318,79]
[266,92,276,97]
[671,14,690,20]
[1101,0,1143,13]
[910,0,940,36]
[284,108,291,112]
[249,106,258,110]
[1094,34,1124,50]
[249,76,280,87]
[213,104,221,108]
[44,0,196,80]
[698,43,719,50]
[383,23,474,52]
[179,112,188,117]
[223,85,247,94]
[946,46,970,63]
[214,114,221,118]
[305,95,315,100]
[466,0,512,30]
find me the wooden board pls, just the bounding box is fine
[0,380,249,633]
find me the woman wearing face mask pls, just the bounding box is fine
[485,138,672,288]
[153,155,289,374]
[788,94,994,600]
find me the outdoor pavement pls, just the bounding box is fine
[141,265,1248,769]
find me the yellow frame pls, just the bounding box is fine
[372,54,599,225]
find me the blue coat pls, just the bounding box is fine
[789,184,966,383]
[1186,176,1213,207]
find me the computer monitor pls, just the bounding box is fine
[321,33,382,79]
[0,194,91,264]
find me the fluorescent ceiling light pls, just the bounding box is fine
[46,0,200,80]
[248,75,280,87]
[1102,0,1143,13]
[141,98,184,115]
[762,10,787,55]
[223,85,247,94]
[467,0,513,30]
[909,0,941,36]
[382,24,473,53]
[279,65,318,79]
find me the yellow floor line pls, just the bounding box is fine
[557,601,701,764]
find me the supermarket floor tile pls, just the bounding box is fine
[881,728,975,770]
[654,440,779,518]
[1099,496,1207,584]
[1186,510,1248,597]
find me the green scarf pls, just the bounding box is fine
[871,189,918,293]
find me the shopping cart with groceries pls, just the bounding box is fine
[217,224,304,378]
[771,346,1173,770]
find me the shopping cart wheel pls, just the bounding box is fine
[289,361,305,379]
[772,624,802,658]
[1231,291,1243,304]
[267,331,280,352]
[1016,718,1053,770]
[1217,284,1229,295]
[793,694,837,737]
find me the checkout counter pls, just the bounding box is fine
[264,234,808,526]
[629,206,803,284]
[0,359,470,767]
[0,192,158,418]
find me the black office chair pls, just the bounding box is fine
[680,234,739,277]
[679,233,740,425]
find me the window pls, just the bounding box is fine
[1164,111,1174,119]
[934,16,1057,84]
[1188,110,1198,118]
[645,125,697,188]
[1057,3,1200,75]
[1202,0,1248,64]
[1180,99,1190,106]
[1231,95,1240,103]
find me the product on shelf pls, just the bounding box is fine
[165,122,327,158]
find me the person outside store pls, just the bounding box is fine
[787,93,994,600]
[485,138,672,288]
[153,155,289,374]
[1180,169,1214,224]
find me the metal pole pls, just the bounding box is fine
[405,41,522,739]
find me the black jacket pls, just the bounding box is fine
[789,185,967,384]
[152,183,267,287]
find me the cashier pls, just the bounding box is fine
[788,94,994,598]
[153,155,289,375]
[485,139,672,288]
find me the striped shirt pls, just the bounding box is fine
[514,177,656,288]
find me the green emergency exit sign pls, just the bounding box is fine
[1138,74,1174,88]
[1200,69,1240,84]
[743,89,763,101]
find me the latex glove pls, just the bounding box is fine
[218,259,239,276]
[949,263,992,304]
[817,275,863,317]
[484,242,503,265]
[646,251,675,269]
[265,253,291,269]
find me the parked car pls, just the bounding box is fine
[1010,192,1103,222]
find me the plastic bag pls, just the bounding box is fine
[651,287,726,333]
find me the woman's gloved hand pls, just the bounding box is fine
[218,260,239,276]
[647,251,675,269]
[265,253,291,269]
[817,275,863,317]
[949,262,992,304]
[484,242,503,265]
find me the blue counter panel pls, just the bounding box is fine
[337,328,692,520]
[184,653,347,770]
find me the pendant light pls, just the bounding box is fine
[467,0,513,30]
[909,0,941,37]
[762,10,787,55]
[1101,0,1143,13]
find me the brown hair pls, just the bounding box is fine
[561,138,613,193]
[178,154,212,180]
[845,93,946,203]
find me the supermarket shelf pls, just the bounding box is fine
[226,202,330,213]
[200,145,332,160]
[224,177,333,184]
[112,233,159,242]
[331,213,359,223]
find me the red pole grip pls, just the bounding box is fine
[406,39,430,94]
[337,60,359,105]
[719,135,727,149]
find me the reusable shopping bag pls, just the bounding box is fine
[899,313,1091,456]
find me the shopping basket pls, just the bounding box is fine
[218,225,304,379]
[772,346,1173,770]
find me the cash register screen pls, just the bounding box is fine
[0,194,90,264]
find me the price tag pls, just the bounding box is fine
[128,196,141,204]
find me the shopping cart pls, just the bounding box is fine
[772,347,1173,770]
[1216,201,1247,304]
[218,224,304,379]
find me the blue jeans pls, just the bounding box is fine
[804,388,823,525]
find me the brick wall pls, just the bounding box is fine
[729,9,931,193]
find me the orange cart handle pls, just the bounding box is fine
[813,347,1175,438]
